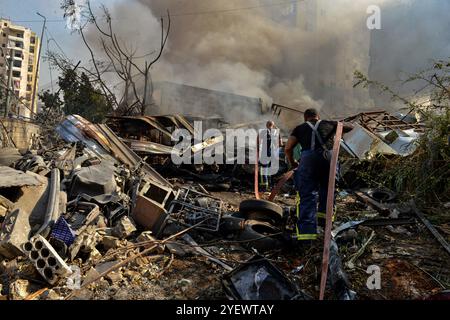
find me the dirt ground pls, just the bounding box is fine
[1,186,448,300]
[73,190,450,300]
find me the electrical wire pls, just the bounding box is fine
[10,0,304,23]
[44,27,54,93]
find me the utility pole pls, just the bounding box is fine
[30,12,46,120]
[4,48,14,117]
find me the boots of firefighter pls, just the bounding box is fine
[294,150,319,242]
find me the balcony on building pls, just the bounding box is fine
[8,24,26,32]
[8,34,24,43]
[13,51,23,61]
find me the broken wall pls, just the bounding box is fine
[0,118,41,150]
[151,82,264,125]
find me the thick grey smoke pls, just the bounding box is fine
[369,0,450,110]
[84,0,449,127]
[133,0,381,123]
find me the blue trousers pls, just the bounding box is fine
[293,150,331,240]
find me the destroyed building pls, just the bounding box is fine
[0,109,448,301]
[0,0,449,305]
[151,81,265,125]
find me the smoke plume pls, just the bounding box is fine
[84,0,450,127]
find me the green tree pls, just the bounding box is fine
[58,68,112,123]
[37,90,64,125]
[354,59,450,209]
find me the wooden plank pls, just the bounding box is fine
[410,201,450,256]
[354,191,391,215]
[319,122,343,300]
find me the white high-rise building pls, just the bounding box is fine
[0,19,40,119]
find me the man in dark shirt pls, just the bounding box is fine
[285,108,353,244]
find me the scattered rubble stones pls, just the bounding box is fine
[113,288,130,300]
[106,271,123,284]
[136,231,154,243]
[9,279,31,300]
[71,288,94,300]
[0,113,447,301]
[102,236,121,251]
[136,231,164,253]
[40,289,62,300]
[83,267,101,285]
[112,216,137,239]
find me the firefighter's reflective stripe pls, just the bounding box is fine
[317,212,326,219]
[317,208,337,221]
[295,233,318,240]
[294,192,316,240]
[295,192,301,238]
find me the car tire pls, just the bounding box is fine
[237,219,284,252]
[239,199,283,224]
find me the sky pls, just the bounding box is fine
[2,0,449,114]
[0,0,125,90]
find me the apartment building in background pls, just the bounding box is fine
[0,19,40,119]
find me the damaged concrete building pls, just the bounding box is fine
[151,81,265,125]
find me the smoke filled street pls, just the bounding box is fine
[0,0,449,312]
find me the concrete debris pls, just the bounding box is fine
[112,216,137,239]
[69,226,100,261]
[40,289,62,300]
[9,279,32,300]
[101,236,121,251]
[69,164,117,199]
[0,166,44,188]
[0,113,446,301]
[0,148,23,167]
[106,271,123,284]
[0,195,13,218]
[136,231,164,253]
[0,208,32,258]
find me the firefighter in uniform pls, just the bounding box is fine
[285,109,353,243]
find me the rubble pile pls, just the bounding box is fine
[0,113,448,301]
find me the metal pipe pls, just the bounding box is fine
[36,168,60,236]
